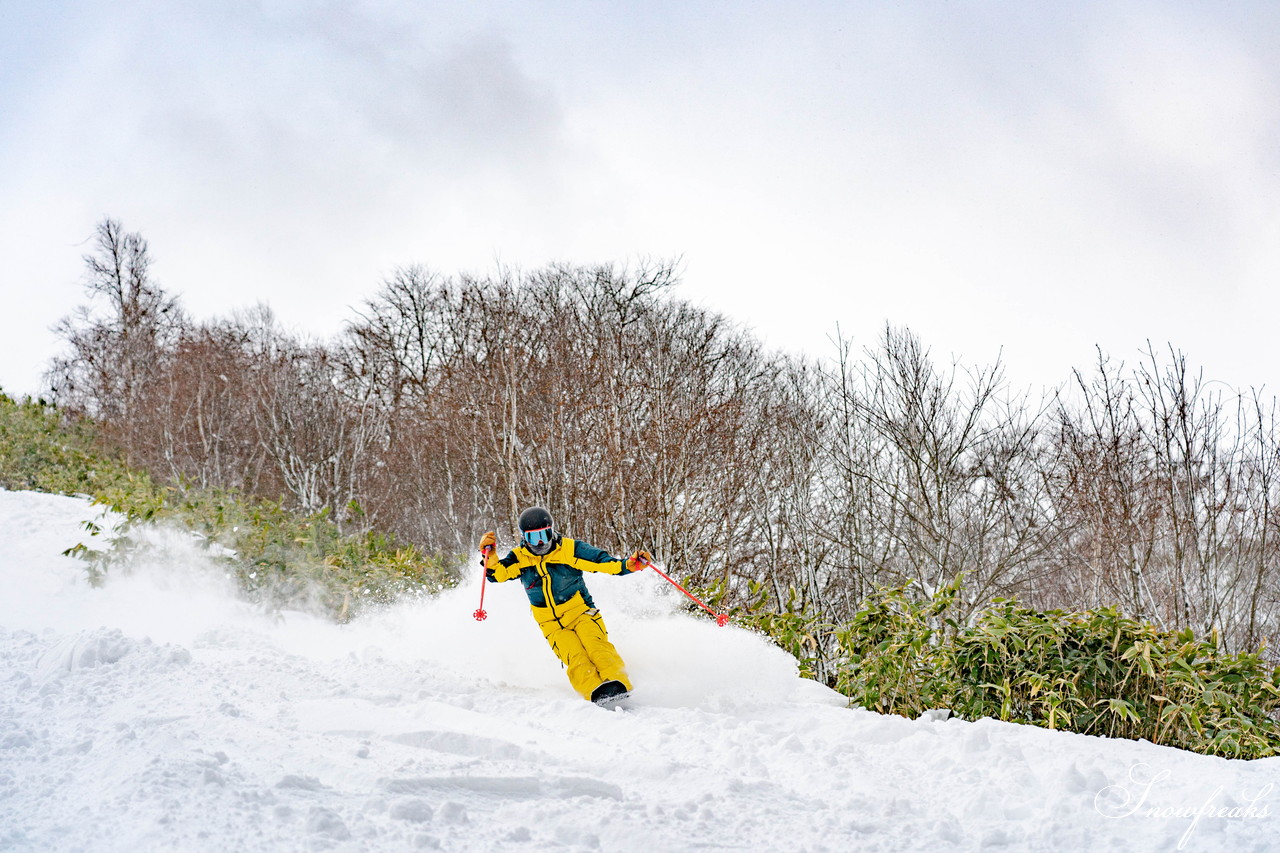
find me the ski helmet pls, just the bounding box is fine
[518,506,556,555]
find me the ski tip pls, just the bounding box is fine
[589,680,633,710]
[594,694,632,711]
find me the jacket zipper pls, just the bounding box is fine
[538,554,559,625]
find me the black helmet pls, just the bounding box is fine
[518,506,556,556]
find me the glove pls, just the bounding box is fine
[479,531,498,569]
[626,549,653,572]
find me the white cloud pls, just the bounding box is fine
[2,1,1279,399]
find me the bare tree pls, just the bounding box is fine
[814,326,1058,620]
[49,218,184,436]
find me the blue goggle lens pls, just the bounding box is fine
[523,527,552,547]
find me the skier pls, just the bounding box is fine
[479,506,651,706]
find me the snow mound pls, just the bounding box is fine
[1,490,1277,852]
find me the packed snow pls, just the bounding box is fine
[1,490,1277,852]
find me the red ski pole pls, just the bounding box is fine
[474,544,494,621]
[638,557,729,627]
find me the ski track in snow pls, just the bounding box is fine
[1,490,1278,852]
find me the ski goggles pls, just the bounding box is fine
[522,526,553,548]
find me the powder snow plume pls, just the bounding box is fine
[1,490,1277,852]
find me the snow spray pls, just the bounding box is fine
[638,557,730,626]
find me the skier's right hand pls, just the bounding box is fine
[479,531,498,568]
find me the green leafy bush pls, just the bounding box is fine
[728,574,1280,759]
[0,393,154,498]
[829,579,961,718]
[165,490,454,618]
[950,601,1280,758]
[0,393,455,618]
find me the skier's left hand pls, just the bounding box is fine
[626,550,653,572]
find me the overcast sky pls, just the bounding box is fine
[2,0,1279,400]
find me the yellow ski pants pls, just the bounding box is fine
[532,596,631,700]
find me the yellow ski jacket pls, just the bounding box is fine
[485,536,636,629]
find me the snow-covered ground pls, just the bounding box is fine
[1,490,1277,852]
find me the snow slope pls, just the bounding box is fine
[1,490,1277,852]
